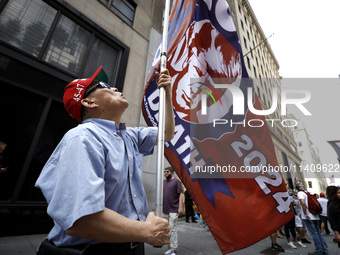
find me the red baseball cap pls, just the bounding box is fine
[320,193,325,197]
[63,66,108,123]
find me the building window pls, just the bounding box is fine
[247,56,250,70]
[263,93,267,105]
[256,87,260,98]
[43,15,92,75]
[253,65,257,78]
[99,0,136,26]
[0,0,126,88]
[308,181,312,188]
[0,0,57,57]
[243,37,247,49]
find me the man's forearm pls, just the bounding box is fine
[66,208,170,246]
[335,230,340,242]
[164,87,175,142]
[179,193,184,211]
[66,208,148,243]
[301,204,308,217]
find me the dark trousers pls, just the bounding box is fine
[185,203,195,222]
[319,215,331,234]
[284,217,297,240]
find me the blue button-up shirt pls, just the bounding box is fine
[35,118,157,246]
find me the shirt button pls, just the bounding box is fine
[134,194,136,198]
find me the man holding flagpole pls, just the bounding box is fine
[35,66,175,255]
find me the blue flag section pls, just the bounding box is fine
[142,0,294,253]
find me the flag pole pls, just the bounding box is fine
[155,0,171,217]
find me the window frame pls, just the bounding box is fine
[98,0,137,26]
[0,0,129,93]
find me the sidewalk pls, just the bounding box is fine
[145,217,340,255]
[1,217,339,255]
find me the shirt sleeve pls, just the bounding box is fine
[41,132,106,231]
[297,191,303,200]
[129,127,158,156]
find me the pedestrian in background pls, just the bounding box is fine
[163,167,184,255]
[297,183,329,255]
[318,193,331,235]
[269,232,285,252]
[184,189,196,223]
[291,192,311,244]
[327,186,340,246]
[284,193,307,249]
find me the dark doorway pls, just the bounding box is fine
[0,81,77,236]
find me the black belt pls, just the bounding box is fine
[37,239,143,255]
[91,241,141,251]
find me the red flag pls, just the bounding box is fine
[142,0,294,253]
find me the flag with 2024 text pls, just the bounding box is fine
[142,0,294,253]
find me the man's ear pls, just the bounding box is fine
[81,98,98,109]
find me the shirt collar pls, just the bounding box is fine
[83,118,126,134]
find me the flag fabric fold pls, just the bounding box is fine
[142,0,293,253]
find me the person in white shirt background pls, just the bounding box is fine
[297,183,329,255]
